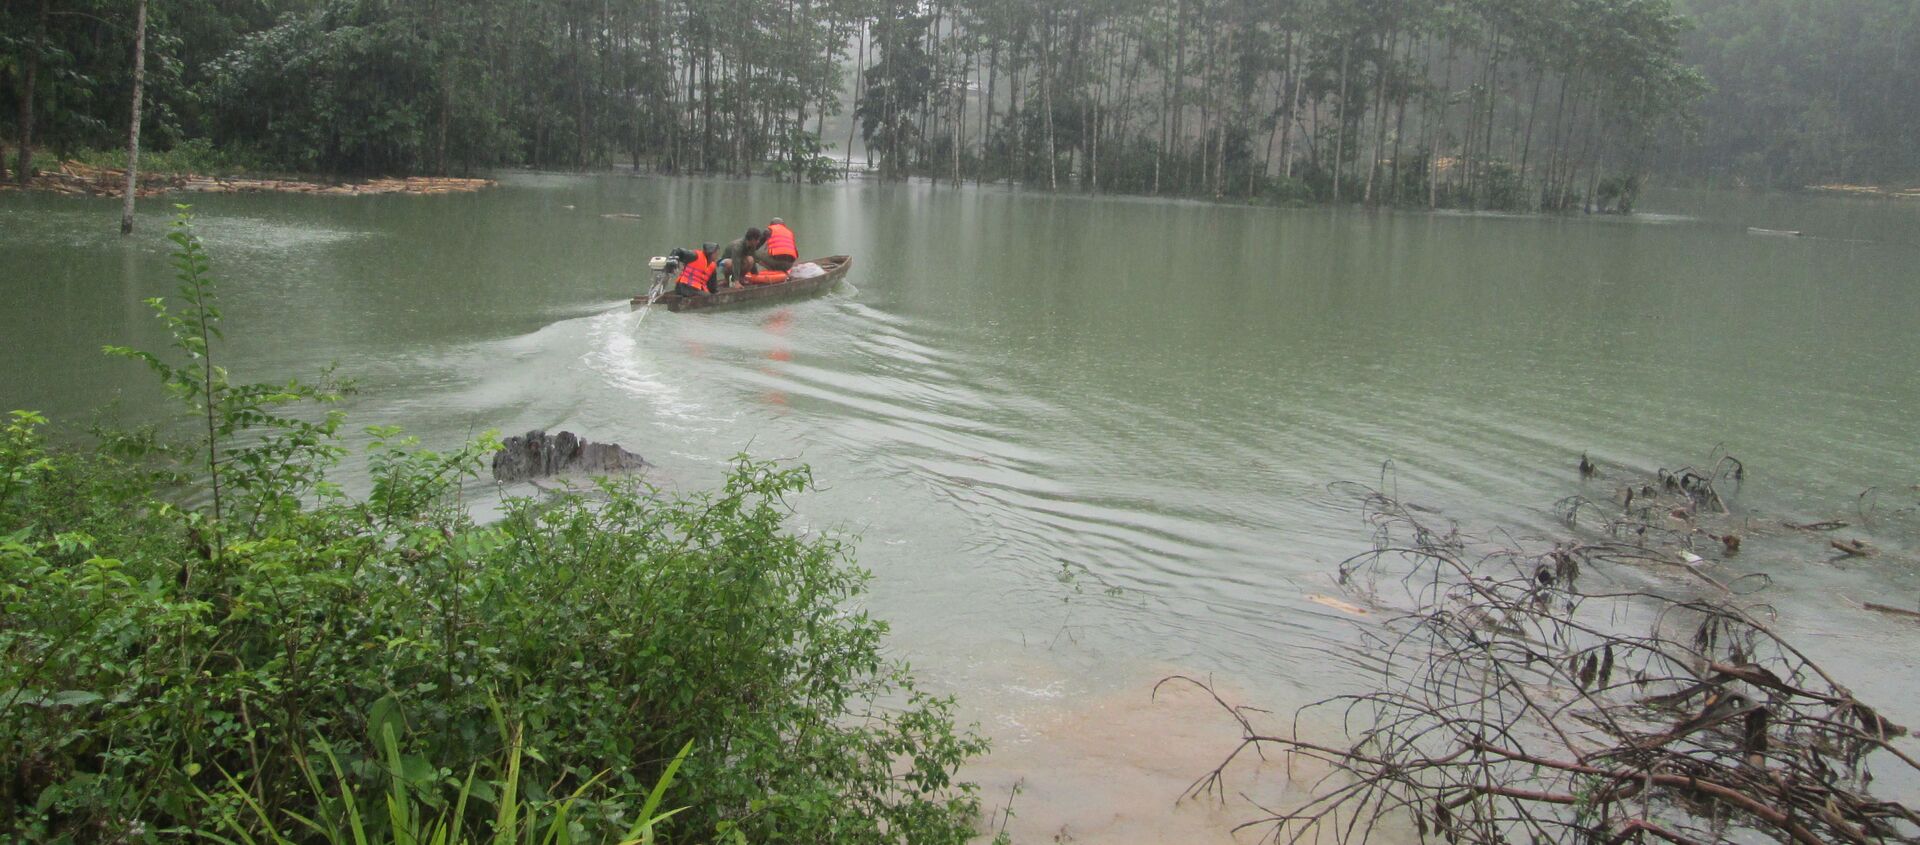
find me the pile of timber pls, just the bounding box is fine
[181,175,496,195]
[1808,182,1920,199]
[0,162,168,197]
[0,161,493,198]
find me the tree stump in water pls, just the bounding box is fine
[491,429,649,483]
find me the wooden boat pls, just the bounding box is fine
[633,255,853,312]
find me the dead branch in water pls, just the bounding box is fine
[1181,472,1920,845]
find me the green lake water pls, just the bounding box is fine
[3,175,1917,837]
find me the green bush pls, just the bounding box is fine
[1594,174,1640,214]
[0,208,985,844]
[73,139,266,176]
[763,129,844,185]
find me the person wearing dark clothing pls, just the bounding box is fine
[716,227,765,287]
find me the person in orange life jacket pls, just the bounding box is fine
[670,243,721,296]
[749,217,799,274]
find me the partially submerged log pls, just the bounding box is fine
[1830,537,1876,557]
[491,429,648,483]
[1859,599,1920,621]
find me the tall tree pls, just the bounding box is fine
[13,0,50,185]
[120,0,147,235]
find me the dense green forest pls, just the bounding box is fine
[2,0,1916,208]
[1674,0,1920,189]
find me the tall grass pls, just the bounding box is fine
[202,721,692,845]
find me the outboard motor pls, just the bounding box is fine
[649,249,689,286]
[645,247,699,298]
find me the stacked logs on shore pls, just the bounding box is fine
[0,161,494,198]
[1809,183,1920,200]
[180,175,496,195]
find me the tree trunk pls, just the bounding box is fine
[1518,68,1544,205]
[1216,28,1235,199]
[1389,34,1416,205]
[1169,0,1186,190]
[1277,30,1296,180]
[1197,26,1212,193]
[575,25,590,169]
[1285,32,1305,179]
[1544,72,1572,208]
[1155,4,1175,194]
[847,24,864,178]
[1088,40,1100,192]
[1007,60,1021,177]
[1430,38,1454,208]
[16,0,50,185]
[1332,41,1350,202]
[1479,32,1501,205]
[982,40,997,183]
[1042,15,1057,191]
[1364,30,1393,207]
[120,0,148,236]
[952,56,963,186]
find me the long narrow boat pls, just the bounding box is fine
[633,255,853,312]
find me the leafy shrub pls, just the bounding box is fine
[73,138,267,176]
[0,208,985,844]
[1594,174,1640,214]
[763,129,844,185]
[1476,160,1528,211]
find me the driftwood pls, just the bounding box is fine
[1861,601,1920,622]
[1180,459,1919,845]
[1832,538,1877,557]
[491,430,648,483]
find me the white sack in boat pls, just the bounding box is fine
[787,262,825,279]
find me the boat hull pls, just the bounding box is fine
[633,255,852,312]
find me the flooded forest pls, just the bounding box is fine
[6,0,1920,207]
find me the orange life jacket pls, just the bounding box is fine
[677,249,714,292]
[765,223,798,259]
[745,270,788,285]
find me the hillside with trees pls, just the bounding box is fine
[1673,0,1920,189]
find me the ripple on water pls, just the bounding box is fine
[584,306,720,425]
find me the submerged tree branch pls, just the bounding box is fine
[1183,456,1920,845]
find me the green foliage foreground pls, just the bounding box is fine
[0,209,986,844]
